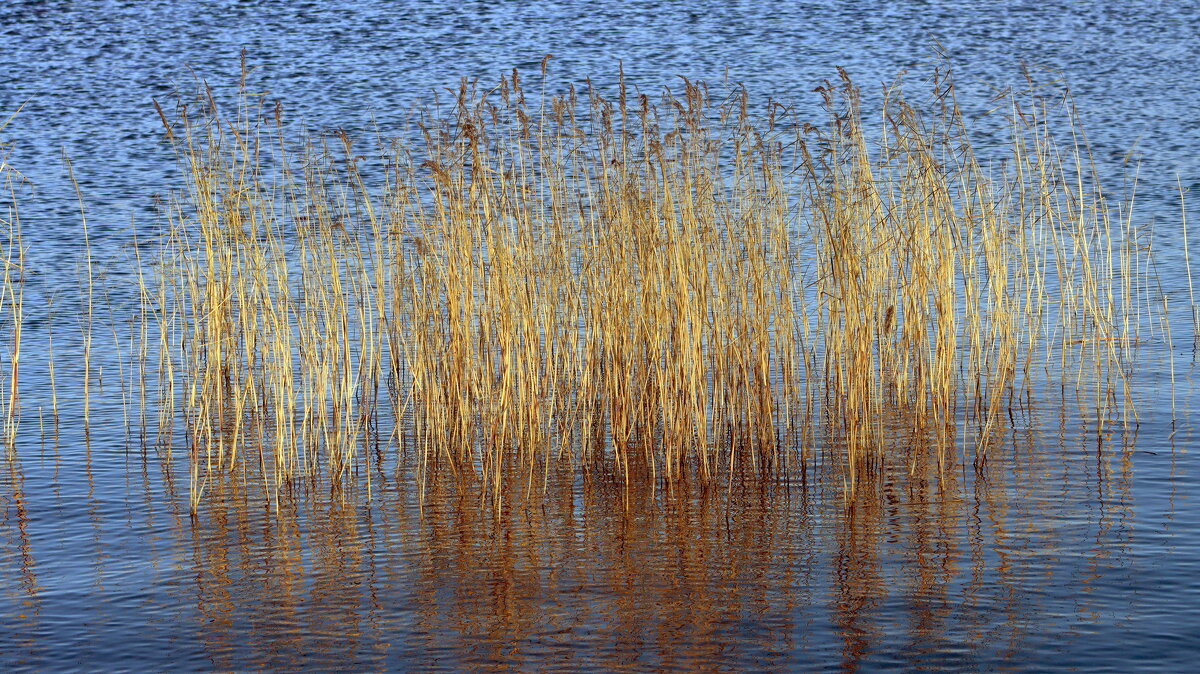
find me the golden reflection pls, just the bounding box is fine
[404,466,815,670]
[185,470,388,670]
[171,389,1146,669]
[0,455,42,659]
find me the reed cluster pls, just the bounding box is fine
[144,61,1151,512]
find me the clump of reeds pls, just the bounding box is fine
[146,59,1153,513]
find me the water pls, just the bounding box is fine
[2,0,1199,670]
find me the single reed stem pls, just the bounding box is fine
[1180,177,1197,349]
[64,153,94,437]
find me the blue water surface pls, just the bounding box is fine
[1,1,1198,670]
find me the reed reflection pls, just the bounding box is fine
[0,456,43,666]
[406,465,816,670]
[172,382,1141,670]
[184,473,388,670]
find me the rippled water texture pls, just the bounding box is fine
[2,1,1199,670]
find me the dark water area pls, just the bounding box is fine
[2,1,1199,670]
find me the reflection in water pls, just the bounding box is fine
[187,473,388,670]
[0,457,41,666]
[154,386,1142,670]
[0,364,1162,670]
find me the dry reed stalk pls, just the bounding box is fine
[0,146,23,454]
[0,112,24,454]
[62,154,95,439]
[1181,177,1197,347]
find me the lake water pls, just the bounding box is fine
[2,0,1199,670]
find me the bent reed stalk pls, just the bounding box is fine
[143,61,1155,514]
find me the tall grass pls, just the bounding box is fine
[145,62,1153,513]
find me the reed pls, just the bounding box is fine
[63,153,94,438]
[0,110,25,455]
[144,61,1155,513]
[1181,177,1197,348]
